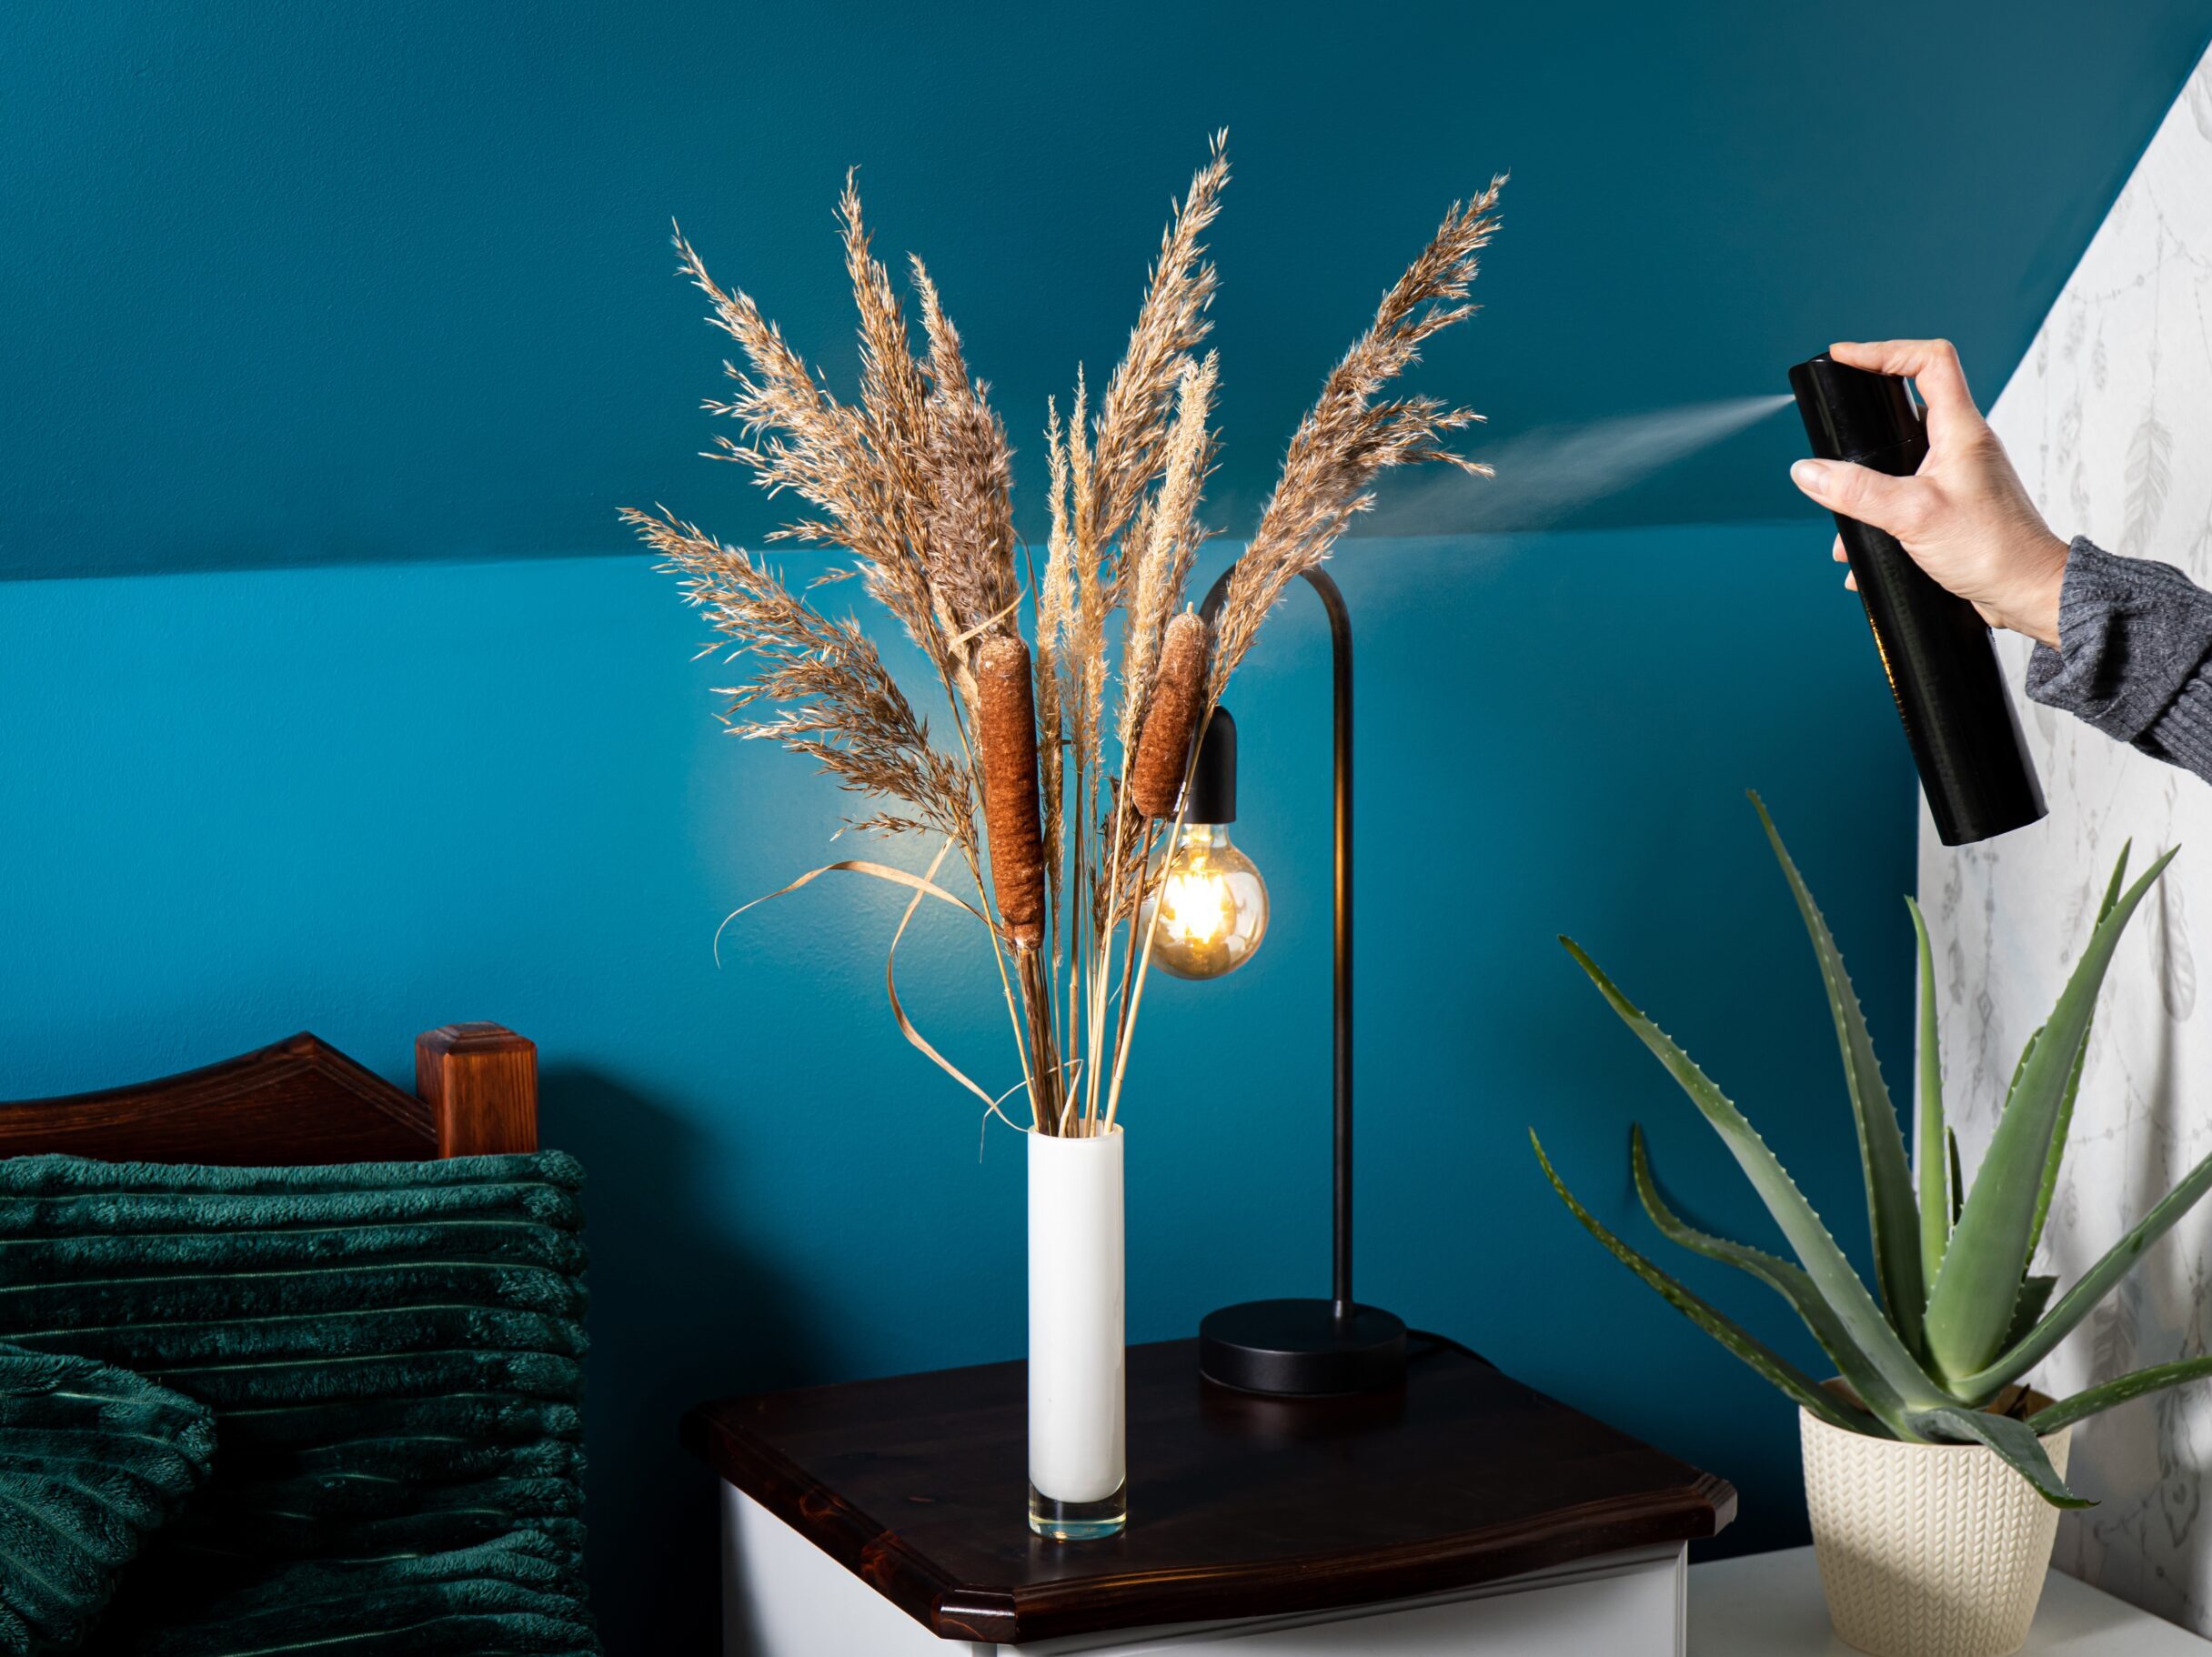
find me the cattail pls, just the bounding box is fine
[1131,613,1209,818]
[976,636,1046,949]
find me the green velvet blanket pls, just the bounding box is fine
[0,1344,214,1655]
[0,1151,598,1655]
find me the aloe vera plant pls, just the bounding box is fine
[1534,794,2210,1507]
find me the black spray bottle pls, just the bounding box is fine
[1790,354,2046,845]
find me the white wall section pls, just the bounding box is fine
[1925,41,2212,1632]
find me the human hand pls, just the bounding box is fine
[1790,339,2068,649]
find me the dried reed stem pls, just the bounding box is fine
[1103,718,1206,1134]
[1017,949,1060,1128]
[1036,400,1075,966]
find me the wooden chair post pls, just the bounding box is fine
[415,1024,538,1158]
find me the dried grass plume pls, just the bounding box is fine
[631,142,1502,1133]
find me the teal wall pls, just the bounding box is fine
[10,2,2212,1647]
[7,1,2212,577]
[5,525,1917,1643]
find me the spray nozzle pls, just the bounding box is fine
[1790,355,1924,466]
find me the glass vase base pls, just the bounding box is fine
[1028,1481,1126,1541]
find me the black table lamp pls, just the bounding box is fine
[1147,560,1408,1397]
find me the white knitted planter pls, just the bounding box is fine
[1801,1391,2071,1657]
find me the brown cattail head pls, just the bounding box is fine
[975,636,1046,949]
[1131,612,1210,818]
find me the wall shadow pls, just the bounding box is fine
[540,1064,823,1652]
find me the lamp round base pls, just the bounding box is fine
[1198,1299,1407,1396]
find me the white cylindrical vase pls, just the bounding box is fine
[1027,1125,1126,1540]
[1802,1391,2071,1657]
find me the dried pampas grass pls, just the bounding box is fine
[631,138,1501,1135]
[1208,178,1504,698]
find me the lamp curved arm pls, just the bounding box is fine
[1198,564,1355,1321]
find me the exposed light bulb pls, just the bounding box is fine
[1142,823,1269,980]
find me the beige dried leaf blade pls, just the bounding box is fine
[715,855,988,962]
[885,840,1006,1113]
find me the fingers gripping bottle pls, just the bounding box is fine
[1790,354,2046,845]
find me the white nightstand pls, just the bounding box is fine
[1689,1546,2212,1654]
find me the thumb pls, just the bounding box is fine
[1792,458,1924,537]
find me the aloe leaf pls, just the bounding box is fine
[2026,1036,2091,1256]
[1751,794,1925,1352]
[1630,1126,1918,1434]
[2004,1275,2057,1352]
[2006,1025,2045,1106]
[1910,1404,2093,1508]
[1925,848,2177,1382]
[1907,897,1946,1288]
[1956,1138,2212,1398]
[2030,1355,2212,1436]
[2027,843,2130,1260]
[1560,937,1946,1411]
[1532,1130,1882,1435]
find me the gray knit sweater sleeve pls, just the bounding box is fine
[2025,537,2212,781]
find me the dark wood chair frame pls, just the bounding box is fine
[0,1024,537,1165]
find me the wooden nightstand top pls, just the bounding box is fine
[682,1337,1735,1645]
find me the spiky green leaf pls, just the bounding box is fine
[1956,1139,2212,1398]
[2028,843,2130,1259]
[1751,793,1925,1351]
[1560,937,1946,1412]
[1630,1126,1918,1434]
[2004,1275,2057,1352]
[2030,1355,2212,1436]
[2006,1025,2045,1108]
[1910,1404,2093,1508]
[1907,896,1947,1289]
[1925,849,2177,1382]
[1531,1130,1881,1435]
